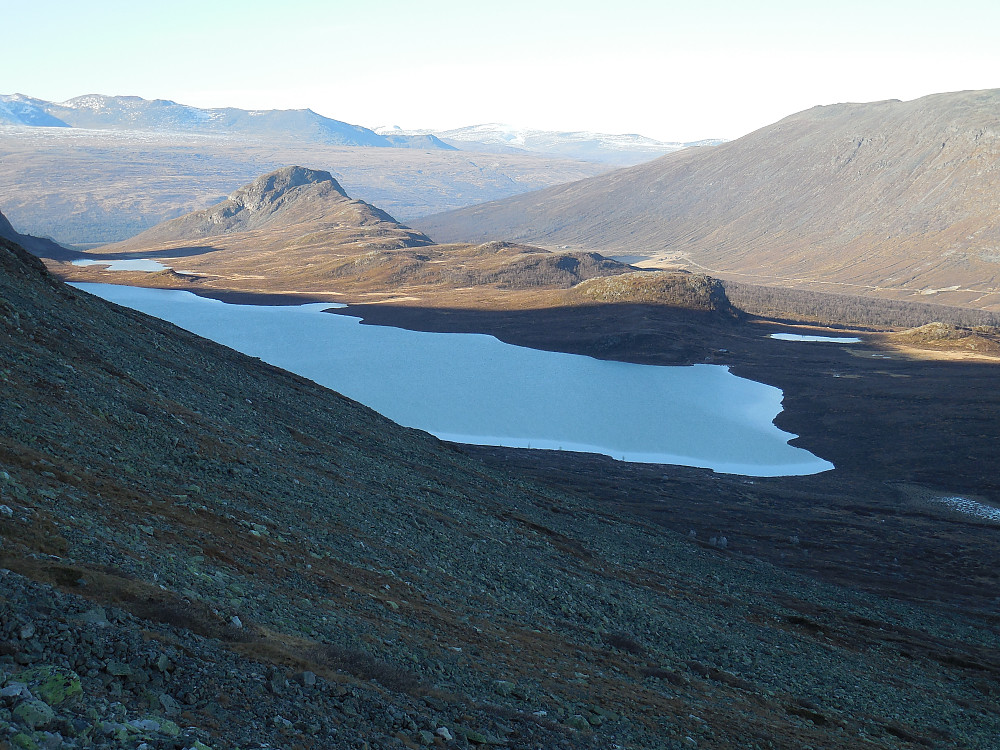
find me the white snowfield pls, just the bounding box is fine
[73,283,834,477]
[374,123,724,164]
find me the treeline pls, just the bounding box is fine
[722,280,1000,329]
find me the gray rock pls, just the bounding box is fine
[13,698,55,729]
[105,660,132,677]
[565,714,591,731]
[159,693,180,716]
[0,682,31,700]
[130,718,162,732]
[74,608,110,627]
[295,670,316,687]
[436,726,453,741]
[493,680,515,696]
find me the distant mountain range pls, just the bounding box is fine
[0,93,456,150]
[376,123,724,166]
[0,93,719,165]
[416,89,1000,311]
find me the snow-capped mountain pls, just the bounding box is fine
[375,123,724,165]
[0,94,70,127]
[0,94,454,150]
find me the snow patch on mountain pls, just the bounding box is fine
[374,123,724,165]
[0,94,69,127]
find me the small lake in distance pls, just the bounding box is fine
[73,259,173,272]
[74,283,834,477]
[770,333,862,343]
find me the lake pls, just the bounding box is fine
[73,283,834,477]
[770,333,862,343]
[73,258,172,272]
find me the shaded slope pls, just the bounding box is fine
[2,238,998,747]
[417,89,1000,310]
[0,207,80,261]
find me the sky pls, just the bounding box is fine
[3,0,999,142]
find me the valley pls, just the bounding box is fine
[0,125,607,244]
[3,225,1000,750]
[2,86,1000,750]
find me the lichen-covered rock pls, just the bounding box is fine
[12,666,82,706]
[13,699,54,729]
[565,714,591,731]
[11,732,40,750]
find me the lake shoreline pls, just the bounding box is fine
[73,282,832,477]
[328,300,1000,616]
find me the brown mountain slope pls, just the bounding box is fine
[51,171,646,305]
[108,165,432,251]
[416,89,1000,311]
[3,236,999,746]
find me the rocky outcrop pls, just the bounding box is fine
[574,270,737,315]
[108,166,432,251]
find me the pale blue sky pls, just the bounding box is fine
[4,0,998,141]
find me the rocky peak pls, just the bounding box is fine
[228,166,347,213]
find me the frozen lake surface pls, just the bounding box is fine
[74,283,834,476]
[770,333,862,343]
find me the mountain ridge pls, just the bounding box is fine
[0,207,78,261]
[0,93,453,150]
[415,89,1000,310]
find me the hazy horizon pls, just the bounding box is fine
[7,0,1000,142]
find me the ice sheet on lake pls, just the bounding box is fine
[73,283,835,477]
